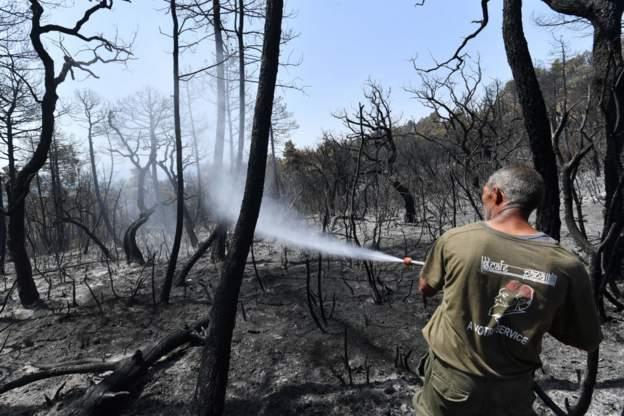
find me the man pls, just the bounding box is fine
[410,166,602,416]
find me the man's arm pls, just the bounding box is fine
[414,236,446,297]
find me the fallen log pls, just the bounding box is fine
[45,316,210,416]
[0,361,118,395]
[0,317,209,416]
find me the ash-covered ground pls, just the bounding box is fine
[0,215,622,416]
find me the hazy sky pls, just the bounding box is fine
[50,1,593,154]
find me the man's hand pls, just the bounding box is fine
[418,275,438,297]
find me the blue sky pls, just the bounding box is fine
[51,1,593,153]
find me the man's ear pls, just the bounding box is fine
[493,187,504,204]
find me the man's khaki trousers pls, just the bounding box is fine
[412,351,537,416]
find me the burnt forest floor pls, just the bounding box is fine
[0,219,623,416]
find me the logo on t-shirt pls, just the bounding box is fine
[466,280,534,345]
[488,280,534,321]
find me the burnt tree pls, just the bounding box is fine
[542,0,624,295]
[161,0,185,304]
[7,0,129,306]
[213,0,226,168]
[338,82,417,224]
[184,81,208,225]
[235,0,246,170]
[48,134,66,252]
[157,145,199,247]
[542,0,624,213]
[0,177,5,275]
[108,111,154,265]
[192,0,283,414]
[212,0,228,261]
[76,90,119,246]
[502,0,561,240]
[0,16,38,275]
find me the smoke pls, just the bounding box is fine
[206,176,403,263]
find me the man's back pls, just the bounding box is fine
[421,222,602,378]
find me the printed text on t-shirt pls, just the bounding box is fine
[466,321,529,345]
[480,256,558,286]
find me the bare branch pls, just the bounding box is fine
[414,0,489,74]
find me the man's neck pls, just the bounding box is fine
[486,208,539,236]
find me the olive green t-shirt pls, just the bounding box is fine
[420,222,602,378]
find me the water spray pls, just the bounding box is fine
[207,177,427,267]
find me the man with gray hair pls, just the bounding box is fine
[409,165,602,416]
[484,165,545,218]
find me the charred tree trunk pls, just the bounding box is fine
[50,136,66,251]
[25,135,52,253]
[32,172,51,253]
[123,209,154,266]
[213,0,226,168]
[161,0,185,304]
[136,166,148,214]
[269,125,281,199]
[149,124,165,227]
[236,0,246,170]
[182,203,199,247]
[0,177,5,275]
[7,0,61,307]
[185,82,207,225]
[212,227,227,263]
[122,163,151,265]
[85,101,118,245]
[502,0,561,240]
[158,162,199,248]
[391,179,416,223]
[192,0,283,413]
[158,162,199,247]
[125,167,151,265]
[176,224,225,286]
[596,42,624,209]
[212,0,227,262]
[590,8,624,272]
[7,195,38,305]
[226,75,236,168]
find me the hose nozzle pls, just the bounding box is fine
[403,257,425,267]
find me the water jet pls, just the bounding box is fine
[208,178,426,267]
